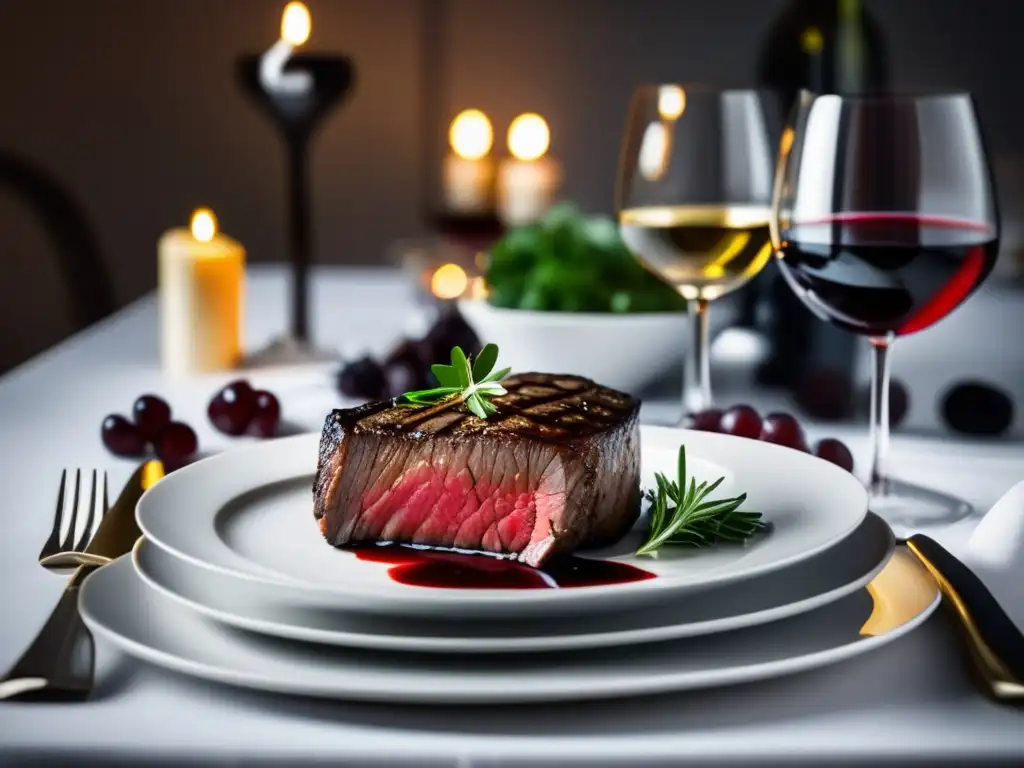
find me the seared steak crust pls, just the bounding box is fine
[313,373,640,567]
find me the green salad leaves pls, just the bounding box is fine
[485,203,686,313]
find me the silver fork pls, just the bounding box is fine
[38,469,109,565]
[0,469,108,701]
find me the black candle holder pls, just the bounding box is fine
[238,52,355,365]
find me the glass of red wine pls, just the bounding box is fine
[771,91,999,526]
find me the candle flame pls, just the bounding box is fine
[449,109,493,161]
[281,1,311,46]
[658,85,686,120]
[508,113,550,161]
[191,208,218,242]
[431,263,468,299]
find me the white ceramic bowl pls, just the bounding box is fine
[458,299,735,394]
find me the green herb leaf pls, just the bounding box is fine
[399,386,460,403]
[465,393,488,419]
[481,367,512,385]
[450,347,472,389]
[636,445,765,556]
[398,345,510,419]
[431,364,462,389]
[472,343,499,382]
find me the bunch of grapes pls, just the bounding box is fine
[684,405,854,472]
[337,310,480,401]
[101,395,197,471]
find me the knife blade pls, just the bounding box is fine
[906,534,1024,702]
[40,460,164,569]
[0,460,165,701]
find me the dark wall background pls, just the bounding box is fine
[1,0,1022,373]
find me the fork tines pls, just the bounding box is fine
[38,470,109,562]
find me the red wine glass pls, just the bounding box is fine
[770,91,999,526]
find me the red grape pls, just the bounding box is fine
[385,359,426,398]
[760,412,809,451]
[856,379,910,427]
[815,438,855,472]
[683,409,723,432]
[384,340,430,396]
[156,421,198,471]
[337,357,388,400]
[425,309,480,361]
[101,414,146,457]
[795,370,854,422]
[889,379,910,427]
[719,405,762,439]
[251,390,281,438]
[386,340,429,371]
[132,394,171,441]
[208,379,256,435]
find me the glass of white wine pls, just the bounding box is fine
[616,85,775,419]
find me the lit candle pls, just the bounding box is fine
[259,2,312,95]
[442,109,495,214]
[159,209,245,376]
[430,262,469,301]
[497,113,561,227]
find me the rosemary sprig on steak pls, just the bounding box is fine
[398,344,511,419]
[637,445,766,556]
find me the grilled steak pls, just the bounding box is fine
[313,373,641,567]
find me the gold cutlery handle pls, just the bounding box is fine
[0,565,98,702]
[906,536,1024,702]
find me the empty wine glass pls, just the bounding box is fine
[771,91,1000,527]
[616,86,776,418]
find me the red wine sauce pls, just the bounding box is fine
[351,545,655,589]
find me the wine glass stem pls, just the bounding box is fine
[868,333,895,497]
[683,298,712,414]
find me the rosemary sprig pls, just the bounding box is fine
[398,343,510,419]
[636,445,766,556]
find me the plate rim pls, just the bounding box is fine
[130,513,895,653]
[80,554,939,704]
[136,425,869,611]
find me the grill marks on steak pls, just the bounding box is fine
[313,373,641,567]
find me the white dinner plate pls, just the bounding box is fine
[131,513,894,653]
[137,426,868,618]
[81,552,938,704]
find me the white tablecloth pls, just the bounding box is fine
[1,266,1023,765]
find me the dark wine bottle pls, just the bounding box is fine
[750,0,889,419]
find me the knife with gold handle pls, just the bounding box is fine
[905,535,1024,703]
[0,460,163,701]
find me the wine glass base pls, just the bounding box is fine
[869,477,975,536]
[241,336,340,369]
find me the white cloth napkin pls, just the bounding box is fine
[963,479,1024,632]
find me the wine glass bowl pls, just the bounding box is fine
[771,91,1000,528]
[616,86,776,416]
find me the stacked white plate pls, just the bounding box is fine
[80,426,941,704]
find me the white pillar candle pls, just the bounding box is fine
[497,156,560,227]
[496,113,561,227]
[442,154,495,214]
[159,209,245,376]
[441,109,495,214]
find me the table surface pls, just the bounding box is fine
[1,265,1023,766]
